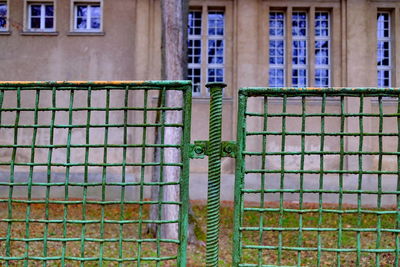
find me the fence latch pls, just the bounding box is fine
[189,140,237,159]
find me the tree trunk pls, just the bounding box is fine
[148,0,188,240]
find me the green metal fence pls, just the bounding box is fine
[2,82,400,267]
[233,88,400,266]
[0,81,192,266]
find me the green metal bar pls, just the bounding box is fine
[80,86,92,267]
[0,81,190,266]
[356,94,364,266]
[137,89,149,266]
[317,93,326,267]
[257,96,268,266]
[397,96,400,267]
[336,96,345,267]
[234,87,400,266]
[61,88,75,266]
[240,87,400,96]
[43,86,56,267]
[277,94,287,265]
[376,96,383,266]
[0,80,192,87]
[178,84,192,267]
[118,86,127,267]
[156,86,166,267]
[99,88,111,265]
[23,89,40,267]
[205,82,226,267]
[232,91,247,266]
[296,96,306,265]
[5,87,21,267]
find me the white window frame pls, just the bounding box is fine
[267,8,333,88]
[314,11,331,87]
[377,11,392,88]
[291,11,308,87]
[206,10,225,89]
[188,7,226,97]
[0,1,8,31]
[188,10,202,96]
[268,11,286,87]
[26,2,55,32]
[72,1,102,32]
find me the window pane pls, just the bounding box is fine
[91,5,101,17]
[292,68,307,87]
[31,5,41,16]
[292,12,307,37]
[188,11,201,36]
[0,4,6,17]
[208,11,224,36]
[208,68,224,82]
[188,68,201,93]
[269,12,285,87]
[377,12,391,87]
[45,5,54,16]
[188,39,201,64]
[269,68,284,87]
[45,18,53,29]
[0,4,6,29]
[208,40,224,64]
[77,6,88,17]
[377,13,389,38]
[77,18,87,29]
[269,12,284,37]
[30,18,41,28]
[315,12,330,87]
[91,18,100,29]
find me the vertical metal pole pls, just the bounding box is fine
[205,82,226,267]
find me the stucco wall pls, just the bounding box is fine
[0,0,399,205]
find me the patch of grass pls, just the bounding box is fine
[0,202,398,266]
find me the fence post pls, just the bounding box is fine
[205,82,226,267]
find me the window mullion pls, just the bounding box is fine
[395,8,400,86]
[40,4,45,30]
[309,7,315,87]
[201,6,207,96]
[287,7,293,87]
[87,5,91,30]
[74,5,77,29]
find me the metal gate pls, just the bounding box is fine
[233,87,400,266]
[0,81,192,266]
[1,82,400,266]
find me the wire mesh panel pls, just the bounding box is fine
[0,81,191,266]
[233,88,400,266]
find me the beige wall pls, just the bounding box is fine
[0,0,137,81]
[1,0,400,201]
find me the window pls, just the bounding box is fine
[268,10,331,87]
[188,11,202,94]
[377,12,391,87]
[188,9,225,96]
[0,2,7,31]
[27,3,54,31]
[269,12,285,87]
[292,12,308,87]
[315,12,330,87]
[73,3,101,31]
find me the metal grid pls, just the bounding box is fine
[0,81,191,266]
[233,88,400,266]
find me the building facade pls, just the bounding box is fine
[0,0,399,201]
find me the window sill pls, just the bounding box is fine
[0,31,11,35]
[67,31,105,36]
[20,31,59,36]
